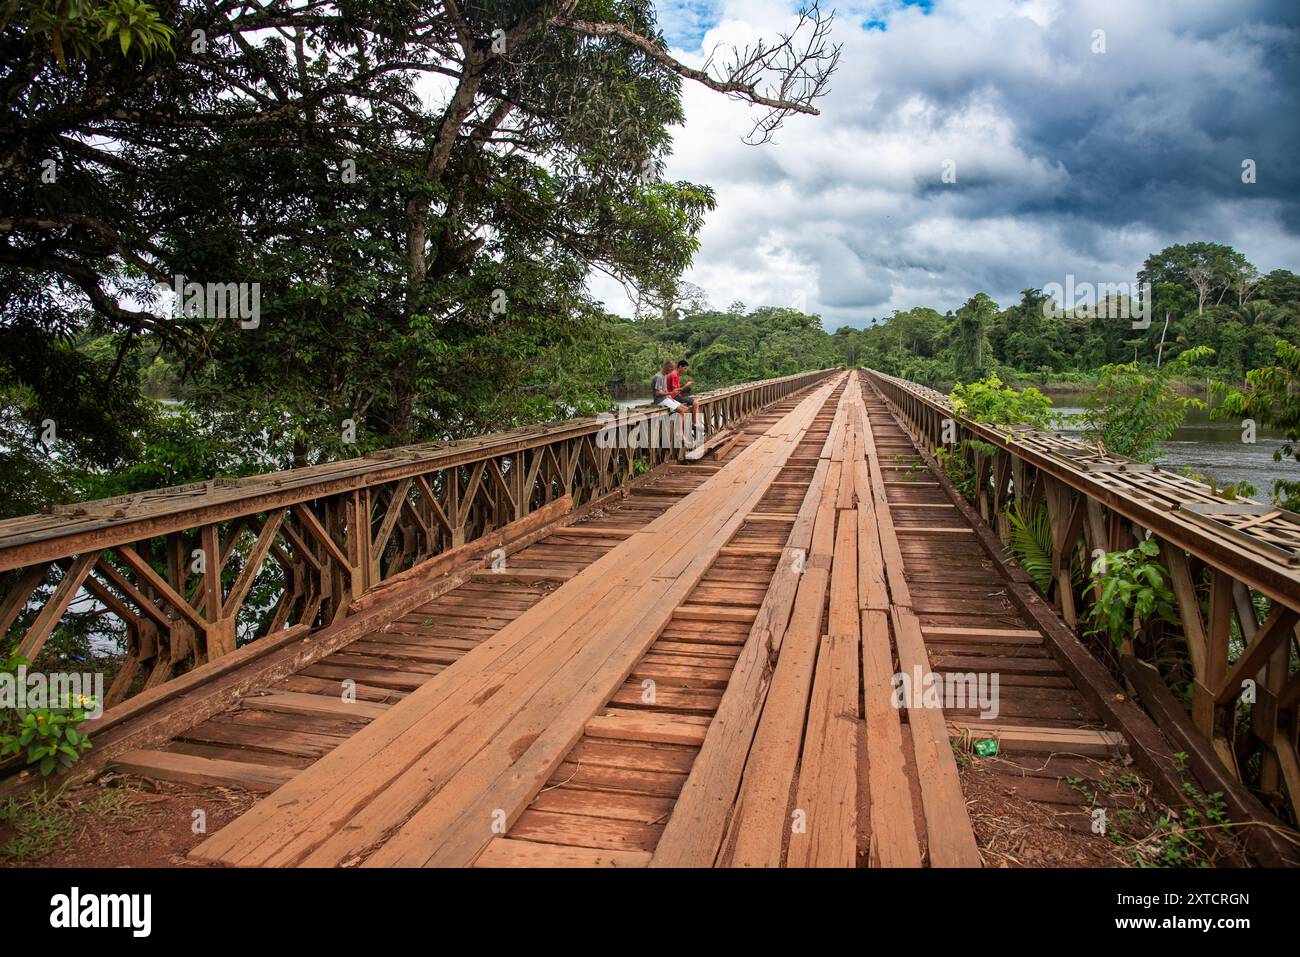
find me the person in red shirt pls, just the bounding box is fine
[667,360,695,406]
[667,359,701,446]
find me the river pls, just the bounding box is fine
[1049,391,1291,498]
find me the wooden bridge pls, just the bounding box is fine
[2,369,1298,867]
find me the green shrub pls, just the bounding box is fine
[0,654,95,776]
[1084,539,1178,649]
[949,374,1057,431]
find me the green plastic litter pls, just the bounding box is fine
[973,739,999,757]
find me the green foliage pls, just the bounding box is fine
[0,785,145,861]
[0,654,95,776]
[3,0,743,497]
[0,322,155,516]
[953,292,996,376]
[1084,539,1179,649]
[1139,242,1257,318]
[1137,782,1230,868]
[949,374,1057,431]
[1212,338,1300,510]
[840,243,1299,388]
[934,446,975,499]
[1177,468,1256,503]
[1076,347,1213,461]
[13,0,174,66]
[611,304,837,390]
[1006,502,1053,592]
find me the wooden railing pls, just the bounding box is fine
[0,370,835,709]
[864,368,1300,847]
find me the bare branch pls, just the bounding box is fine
[552,1,840,143]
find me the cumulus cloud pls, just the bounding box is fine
[595,0,1300,329]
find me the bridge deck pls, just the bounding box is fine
[97,372,1140,867]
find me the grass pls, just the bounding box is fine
[949,738,973,769]
[0,787,74,862]
[1065,763,1233,867]
[0,783,147,863]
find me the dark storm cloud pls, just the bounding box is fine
[636,0,1300,329]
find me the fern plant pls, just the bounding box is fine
[1006,502,1053,592]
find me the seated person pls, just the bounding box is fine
[670,359,696,408]
[652,360,681,412]
[668,359,702,444]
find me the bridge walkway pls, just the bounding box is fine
[174,371,1141,868]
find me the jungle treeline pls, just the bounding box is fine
[829,242,1300,389]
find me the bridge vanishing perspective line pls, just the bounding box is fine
[2,370,1297,867]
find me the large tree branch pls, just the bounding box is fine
[551,3,839,143]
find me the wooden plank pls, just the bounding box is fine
[673,605,758,623]
[922,626,1041,642]
[222,508,287,618]
[685,428,734,462]
[585,710,710,747]
[473,837,650,868]
[787,401,861,868]
[1216,604,1300,705]
[528,787,675,823]
[905,426,1196,814]
[0,564,48,636]
[112,749,297,792]
[786,628,859,867]
[507,810,662,853]
[860,609,923,867]
[45,482,615,794]
[558,526,634,538]
[15,551,99,660]
[887,607,980,864]
[718,545,784,557]
[855,383,980,867]
[470,567,575,583]
[364,382,839,868]
[651,460,832,867]
[853,456,889,612]
[241,691,391,721]
[722,475,841,865]
[948,722,1125,756]
[350,495,573,612]
[190,375,843,868]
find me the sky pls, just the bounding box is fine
[589,0,1300,330]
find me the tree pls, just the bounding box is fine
[831,325,862,366]
[633,279,710,327]
[1257,269,1300,306]
[1213,339,1300,510]
[1077,347,1214,462]
[1139,243,1254,317]
[2,0,841,476]
[952,293,997,378]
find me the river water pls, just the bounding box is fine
[1049,392,1291,499]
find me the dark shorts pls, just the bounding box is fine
[676,392,696,407]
